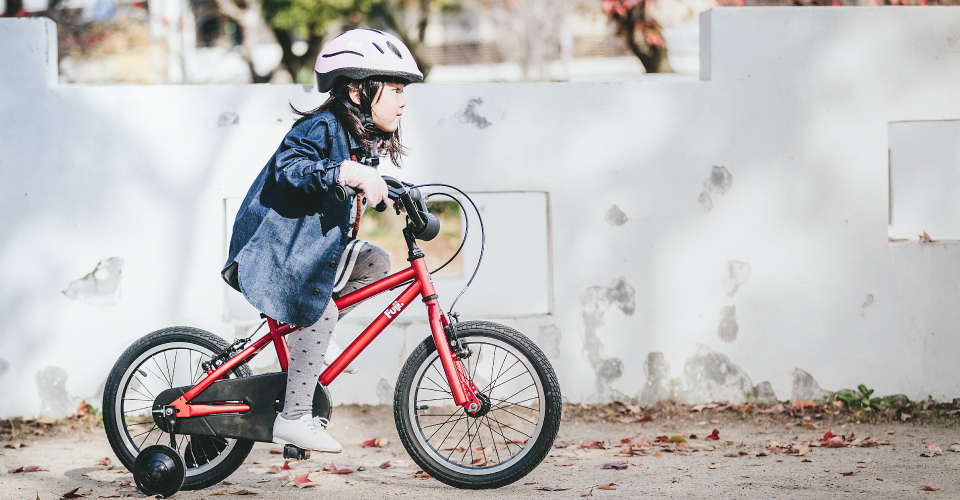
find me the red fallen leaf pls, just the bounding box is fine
[579,441,607,449]
[60,487,86,499]
[793,400,816,410]
[327,463,354,475]
[413,470,431,479]
[293,473,312,486]
[921,485,940,491]
[8,466,45,473]
[824,437,847,448]
[533,486,568,491]
[757,450,772,457]
[281,461,291,470]
[362,439,377,448]
[553,441,571,448]
[620,438,632,444]
[654,436,670,442]
[822,431,837,441]
[601,462,628,470]
[676,451,691,456]
[840,472,856,476]
[706,429,720,441]
[596,482,617,491]
[635,415,653,422]
[379,461,392,469]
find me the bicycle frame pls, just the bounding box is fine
[164,252,482,421]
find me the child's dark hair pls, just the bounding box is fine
[291,78,407,167]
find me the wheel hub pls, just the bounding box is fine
[466,392,491,419]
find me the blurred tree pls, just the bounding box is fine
[602,0,672,73]
[261,0,450,84]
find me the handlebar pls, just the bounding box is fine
[333,176,440,241]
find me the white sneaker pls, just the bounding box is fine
[324,334,358,374]
[272,414,342,453]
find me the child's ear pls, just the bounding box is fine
[349,87,361,106]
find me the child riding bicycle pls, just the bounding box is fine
[220,29,422,453]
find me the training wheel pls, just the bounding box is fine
[133,444,186,498]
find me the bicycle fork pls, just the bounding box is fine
[415,259,482,414]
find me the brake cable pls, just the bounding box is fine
[415,184,485,314]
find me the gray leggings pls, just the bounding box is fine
[281,244,391,420]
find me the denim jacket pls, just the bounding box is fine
[222,111,365,326]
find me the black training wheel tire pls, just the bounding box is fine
[394,321,562,489]
[134,444,186,498]
[102,327,255,491]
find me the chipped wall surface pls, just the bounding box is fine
[4,9,960,416]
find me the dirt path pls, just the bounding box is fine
[3,406,960,500]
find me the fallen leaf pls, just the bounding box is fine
[412,470,431,479]
[533,486,568,491]
[232,489,259,495]
[281,461,291,470]
[901,413,912,422]
[669,435,687,443]
[635,415,653,423]
[293,473,313,487]
[327,463,354,475]
[580,488,593,497]
[379,461,392,469]
[840,472,856,476]
[35,416,57,425]
[60,487,86,499]
[824,437,847,448]
[601,462,628,470]
[579,441,608,449]
[723,452,741,458]
[920,232,933,243]
[210,490,229,496]
[269,448,283,454]
[920,442,943,457]
[858,458,872,464]
[706,429,720,441]
[596,482,617,491]
[801,458,816,463]
[4,443,27,450]
[921,484,940,491]
[553,441,571,448]
[793,400,816,410]
[802,422,820,430]
[8,466,46,473]
[949,444,960,453]
[822,431,837,441]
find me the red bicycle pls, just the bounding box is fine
[102,178,562,496]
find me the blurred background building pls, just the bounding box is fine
[12,0,937,85]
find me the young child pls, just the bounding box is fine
[221,29,422,452]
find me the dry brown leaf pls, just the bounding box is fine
[60,487,86,499]
[533,486,568,491]
[919,232,933,243]
[596,482,617,491]
[802,422,819,430]
[601,462,627,470]
[35,416,57,425]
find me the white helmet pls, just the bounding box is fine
[314,29,423,93]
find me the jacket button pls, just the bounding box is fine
[312,289,320,295]
[329,260,337,268]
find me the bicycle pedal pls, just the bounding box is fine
[283,444,311,460]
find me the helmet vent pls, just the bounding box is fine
[385,41,403,58]
[322,50,364,58]
[372,42,385,54]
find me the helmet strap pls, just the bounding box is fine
[333,86,380,167]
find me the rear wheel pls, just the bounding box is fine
[102,328,254,490]
[394,321,561,489]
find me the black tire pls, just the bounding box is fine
[102,327,255,491]
[394,321,562,489]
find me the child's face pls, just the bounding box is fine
[371,82,406,133]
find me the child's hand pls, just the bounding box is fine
[338,160,388,207]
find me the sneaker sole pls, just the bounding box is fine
[272,436,342,453]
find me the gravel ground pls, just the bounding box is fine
[2,405,960,500]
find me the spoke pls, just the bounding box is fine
[420,417,466,430]
[162,351,174,388]
[151,357,172,388]
[125,387,156,406]
[171,350,179,387]
[484,361,524,394]
[487,410,533,439]
[486,411,519,455]
[444,418,474,462]
[417,387,453,394]
[481,357,518,394]
[416,414,463,417]
[471,344,484,381]
[429,364,451,392]
[491,382,536,409]
[123,406,153,414]
[192,352,205,385]
[488,395,538,409]
[130,425,157,440]
[414,396,454,404]
[423,376,452,396]
[430,411,468,447]
[460,417,478,466]
[121,398,154,403]
[485,415,502,464]
[137,424,158,449]
[491,405,538,426]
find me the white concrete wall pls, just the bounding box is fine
[2,8,960,418]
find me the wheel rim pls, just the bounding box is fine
[114,342,240,477]
[407,335,546,475]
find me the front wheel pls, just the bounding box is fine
[394,321,562,489]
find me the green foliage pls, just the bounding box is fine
[835,384,890,413]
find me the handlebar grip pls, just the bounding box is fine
[333,184,359,203]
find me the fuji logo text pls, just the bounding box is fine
[384,300,404,319]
